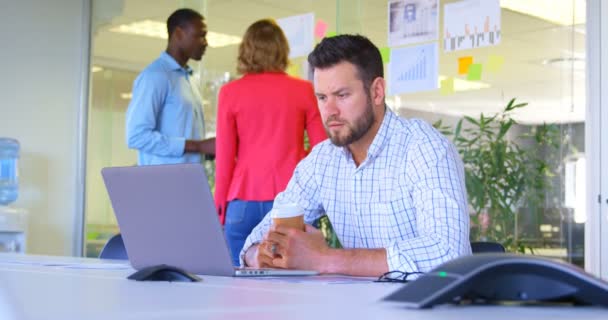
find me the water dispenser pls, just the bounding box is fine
[0,206,27,253]
[0,137,27,253]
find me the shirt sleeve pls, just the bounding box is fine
[239,147,326,266]
[303,82,327,148]
[125,71,186,157]
[385,137,471,273]
[214,86,238,224]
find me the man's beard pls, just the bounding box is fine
[324,99,375,147]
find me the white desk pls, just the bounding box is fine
[0,253,606,320]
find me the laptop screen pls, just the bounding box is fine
[102,164,235,276]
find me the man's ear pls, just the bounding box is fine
[370,77,386,106]
[172,26,185,42]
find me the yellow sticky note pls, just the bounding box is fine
[486,55,505,73]
[287,62,302,78]
[325,31,337,38]
[458,56,474,75]
[380,47,390,63]
[440,77,455,95]
[467,63,483,81]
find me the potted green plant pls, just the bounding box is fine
[434,98,560,252]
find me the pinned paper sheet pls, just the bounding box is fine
[388,0,439,47]
[467,63,483,81]
[380,47,391,63]
[277,13,315,58]
[440,77,455,95]
[326,31,337,38]
[314,20,328,38]
[458,56,473,75]
[486,55,504,73]
[388,43,438,95]
[444,0,501,51]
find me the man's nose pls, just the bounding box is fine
[322,97,339,118]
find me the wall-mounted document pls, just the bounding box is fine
[443,0,501,52]
[388,0,439,47]
[389,42,438,95]
[277,13,315,58]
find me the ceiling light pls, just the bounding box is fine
[501,0,585,26]
[109,20,242,48]
[120,92,132,100]
[438,75,491,92]
[542,57,585,70]
[91,66,103,73]
[206,32,242,48]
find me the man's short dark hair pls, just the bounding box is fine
[307,34,383,91]
[167,8,204,38]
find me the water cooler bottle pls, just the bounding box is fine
[0,138,28,253]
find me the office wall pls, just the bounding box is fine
[0,0,89,255]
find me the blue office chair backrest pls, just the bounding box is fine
[470,241,506,253]
[99,233,128,260]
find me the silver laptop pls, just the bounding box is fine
[101,163,318,277]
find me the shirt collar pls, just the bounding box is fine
[366,105,395,161]
[160,52,193,75]
[334,105,395,163]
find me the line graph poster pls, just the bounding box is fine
[388,42,438,95]
[277,13,315,58]
[443,0,501,52]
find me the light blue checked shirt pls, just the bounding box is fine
[241,108,471,272]
[126,52,205,165]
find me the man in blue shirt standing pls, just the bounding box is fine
[126,8,215,165]
[242,35,471,276]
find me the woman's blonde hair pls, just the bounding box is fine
[237,19,290,74]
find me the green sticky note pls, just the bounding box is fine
[486,55,504,73]
[86,232,100,240]
[380,47,391,63]
[467,63,483,81]
[325,31,337,38]
[440,77,455,95]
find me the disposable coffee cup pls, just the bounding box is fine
[271,203,304,231]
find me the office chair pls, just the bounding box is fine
[99,233,128,260]
[470,241,506,253]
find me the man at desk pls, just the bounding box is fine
[241,35,471,276]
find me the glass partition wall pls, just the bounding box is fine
[86,0,587,267]
[86,0,210,256]
[336,0,586,265]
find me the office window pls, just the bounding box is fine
[86,0,586,267]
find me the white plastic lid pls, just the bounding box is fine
[270,202,303,219]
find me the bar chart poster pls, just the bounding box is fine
[443,0,501,52]
[388,0,439,47]
[388,42,438,95]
